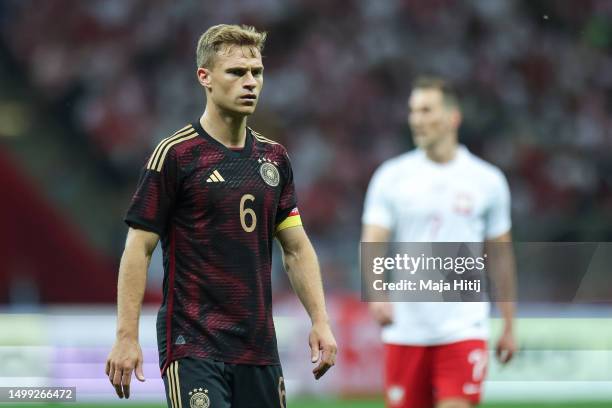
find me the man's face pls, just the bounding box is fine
[408,88,459,149]
[199,45,263,116]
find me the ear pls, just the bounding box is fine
[451,108,462,129]
[197,67,212,90]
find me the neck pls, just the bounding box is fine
[200,104,247,148]
[424,134,458,163]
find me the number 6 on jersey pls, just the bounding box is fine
[240,194,257,232]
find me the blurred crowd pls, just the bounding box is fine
[1,0,612,289]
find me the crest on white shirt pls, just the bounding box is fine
[453,192,474,215]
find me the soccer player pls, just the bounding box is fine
[105,24,337,408]
[362,77,516,408]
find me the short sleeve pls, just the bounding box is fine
[484,170,512,239]
[124,148,179,235]
[361,164,395,229]
[275,151,302,232]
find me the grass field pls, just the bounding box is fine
[10,401,612,408]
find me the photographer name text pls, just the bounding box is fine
[372,278,481,293]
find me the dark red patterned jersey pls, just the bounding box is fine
[125,122,302,373]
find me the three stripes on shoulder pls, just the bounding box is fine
[250,128,278,145]
[147,125,197,172]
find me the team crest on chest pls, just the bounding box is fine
[453,192,474,215]
[258,157,280,187]
[188,388,210,408]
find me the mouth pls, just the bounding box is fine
[239,94,257,101]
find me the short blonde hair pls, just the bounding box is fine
[196,24,267,68]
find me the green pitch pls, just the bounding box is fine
[9,400,612,408]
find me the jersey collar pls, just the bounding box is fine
[419,144,468,168]
[193,120,253,158]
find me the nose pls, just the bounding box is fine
[244,72,257,90]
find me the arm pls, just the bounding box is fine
[361,224,394,326]
[361,223,391,243]
[276,226,337,380]
[105,227,160,398]
[485,230,517,364]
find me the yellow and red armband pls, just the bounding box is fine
[275,207,302,233]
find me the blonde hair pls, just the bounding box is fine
[196,24,267,68]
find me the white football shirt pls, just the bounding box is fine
[362,145,511,345]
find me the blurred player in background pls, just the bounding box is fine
[362,77,516,408]
[105,24,337,408]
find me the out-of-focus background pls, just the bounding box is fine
[1,0,611,407]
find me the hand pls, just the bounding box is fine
[309,321,337,380]
[105,337,146,398]
[495,329,516,364]
[369,302,393,326]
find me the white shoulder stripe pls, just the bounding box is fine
[146,125,194,170]
[152,133,198,172]
[251,129,278,145]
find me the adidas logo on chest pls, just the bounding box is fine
[206,170,225,183]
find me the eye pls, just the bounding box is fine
[228,69,246,76]
[252,68,263,77]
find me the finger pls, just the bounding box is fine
[122,369,132,399]
[328,347,337,366]
[501,348,514,364]
[112,368,124,398]
[382,305,393,324]
[314,349,334,379]
[312,350,327,374]
[108,364,115,383]
[135,359,146,382]
[322,347,335,366]
[309,338,320,363]
[313,362,331,380]
[378,313,392,326]
[495,344,502,361]
[105,359,110,376]
[499,350,509,364]
[319,350,328,366]
[114,383,123,399]
[384,310,394,325]
[497,346,511,364]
